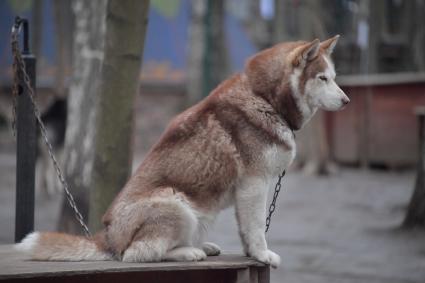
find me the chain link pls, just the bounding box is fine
[11,22,91,238]
[265,170,285,233]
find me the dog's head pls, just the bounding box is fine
[245,35,349,129]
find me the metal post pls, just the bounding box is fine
[14,17,37,243]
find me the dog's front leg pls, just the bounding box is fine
[235,177,281,268]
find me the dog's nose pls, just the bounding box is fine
[341,97,350,105]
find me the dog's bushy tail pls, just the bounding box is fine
[15,231,112,261]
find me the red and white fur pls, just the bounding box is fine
[16,36,349,268]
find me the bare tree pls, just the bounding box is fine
[53,0,74,96]
[57,0,107,234]
[186,0,228,105]
[404,109,425,229]
[274,0,332,175]
[31,0,42,59]
[412,0,425,71]
[273,0,294,43]
[205,0,228,94]
[244,0,272,50]
[186,0,207,105]
[88,0,150,231]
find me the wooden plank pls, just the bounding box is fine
[337,72,425,87]
[249,267,258,283]
[236,268,250,283]
[3,269,238,283]
[257,266,270,283]
[0,245,265,280]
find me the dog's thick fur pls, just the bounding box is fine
[16,36,349,268]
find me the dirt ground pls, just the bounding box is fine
[0,92,424,282]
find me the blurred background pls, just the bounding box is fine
[0,0,425,282]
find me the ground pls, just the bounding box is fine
[212,169,425,283]
[0,93,424,282]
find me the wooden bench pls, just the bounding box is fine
[0,245,269,283]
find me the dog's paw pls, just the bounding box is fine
[165,247,207,262]
[201,242,221,256]
[250,249,281,268]
[180,247,207,261]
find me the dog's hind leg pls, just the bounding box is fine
[122,239,169,262]
[121,193,202,263]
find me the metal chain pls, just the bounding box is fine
[265,170,286,233]
[11,24,91,237]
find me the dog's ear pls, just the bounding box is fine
[245,48,282,94]
[290,39,320,67]
[320,35,340,55]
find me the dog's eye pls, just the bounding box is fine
[319,76,328,82]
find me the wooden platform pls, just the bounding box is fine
[0,245,268,283]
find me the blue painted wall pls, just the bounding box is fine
[0,0,257,85]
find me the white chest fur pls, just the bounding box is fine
[262,143,295,177]
[262,124,297,177]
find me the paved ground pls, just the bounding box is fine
[0,93,424,282]
[210,169,425,283]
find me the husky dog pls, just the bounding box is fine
[17,36,349,268]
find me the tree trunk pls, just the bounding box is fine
[366,0,385,74]
[31,0,42,59]
[244,0,272,50]
[273,0,294,42]
[186,0,207,105]
[88,0,150,232]
[404,109,425,229]
[412,0,425,72]
[204,0,228,95]
[412,0,425,71]
[53,0,74,96]
[186,0,227,105]
[57,0,107,234]
[274,0,331,175]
